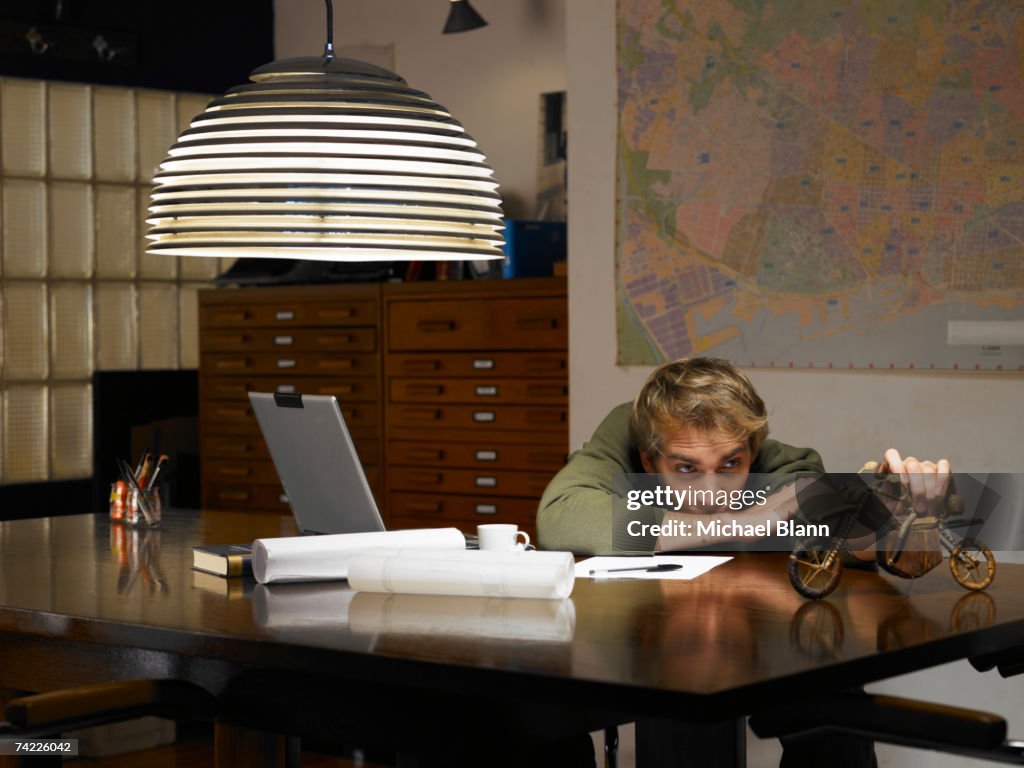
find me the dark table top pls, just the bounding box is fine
[1,509,1022,722]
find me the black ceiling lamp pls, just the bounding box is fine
[443,0,488,34]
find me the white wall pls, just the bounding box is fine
[274,0,566,221]
[567,1,1024,765]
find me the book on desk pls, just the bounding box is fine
[192,543,253,577]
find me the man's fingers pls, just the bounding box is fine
[935,459,951,498]
[904,457,927,510]
[883,448,905,479]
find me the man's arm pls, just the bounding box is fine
[536,403,636,555]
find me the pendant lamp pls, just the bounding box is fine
[443,1,488,34]
[147,0,503,262]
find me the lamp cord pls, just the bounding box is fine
[323,0,335,61]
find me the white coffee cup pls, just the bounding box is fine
[477,523,530,552]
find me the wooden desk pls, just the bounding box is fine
[0,510,1022,767]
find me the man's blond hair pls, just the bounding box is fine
[629,357,769,458]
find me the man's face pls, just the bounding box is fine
[639,424,753,512]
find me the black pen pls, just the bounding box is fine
[589,563,683,576]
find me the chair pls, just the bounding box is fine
[749,690,1024,764]
[0,679,216,768]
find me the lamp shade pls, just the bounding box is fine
[147,57,503,261]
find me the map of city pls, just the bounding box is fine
[616,0,1024,369]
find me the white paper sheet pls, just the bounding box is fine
[575,555,732,580]
[346,548,575,599]
[251,527,466,584]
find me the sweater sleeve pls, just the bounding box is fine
[535,403,637,555]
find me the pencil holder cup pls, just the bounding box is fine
[110,481,162,527]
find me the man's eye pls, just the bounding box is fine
[721,459,740,469]
[673,464,695,473]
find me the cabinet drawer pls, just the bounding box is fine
[203,459,281,485]
[389,378,567,405]
[202,433,381,466]
[388,298,566,351]
[201,328,377,354]
[388,352,567,377]
[388,466,554,497]
[202,352,378,377]
[201,300,378,329]
[202,400,380,432]
[202,376,381,403]
[202,483,291,512]
[388,404,566,432]
[387,440,566,470]
[387,492,537,534]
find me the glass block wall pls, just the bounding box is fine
[0,77,225,484]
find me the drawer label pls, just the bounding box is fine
[473,358,495,369]
[473,411,496,422]
[475,504,498,515]
[275,310,296,321]
[475,476,497,487]
[274,335,294,346]
[475,450,498,461]
[276,358,297,369]
[475,385,499,396]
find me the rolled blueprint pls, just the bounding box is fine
[252,528,466,584]
[349,592,576,642]
[346,548,575,599]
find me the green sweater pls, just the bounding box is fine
[536,402,825,554]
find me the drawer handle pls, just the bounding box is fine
[525,358,565,372]
[527,451,567,465]
[406,501,443,513]
[319,358,354,370]
[515,317,559,331]
[274,335,294,346]
[400,360,441,372]
[406,384,444,396]
[318,308,355,320]
[473,358,495,370]
[524,410,566,424]
[216,441,252,453]
[279,493,289,504]
[475,450,498,462]
[212,310,251,324]
[404,408,442,421]
[475,504,498,515]
[276,358,297,369]
[526,385,568,398]
[218,466,251,478]
[318,334,354,345]
[406,448,444,461]
[416,320,456,333]
[475,385,498,397]
[217,491,250,502]
[473,411,496,423]
[407,471,444,486]
[214,384,248,397]
[475,476,497,488]
[320,384,354,395]
[211,333,248,345]
[216,405,249,418]
[275,383,297,394]
[215,357,250,370]
[275,309,296,321]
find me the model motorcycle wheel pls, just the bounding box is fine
[949,538,996,591]
[788,537,843,599]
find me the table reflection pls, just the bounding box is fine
[110,524,167,596]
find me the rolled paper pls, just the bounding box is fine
[346,548,575,600]
[252,528,466,584]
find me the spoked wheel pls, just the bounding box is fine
[949,538,996,591]
[788,537,843,599]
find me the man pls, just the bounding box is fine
[536,356,952,768]
[538,356,950,555]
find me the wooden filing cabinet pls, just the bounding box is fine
[198,284,383,512]
[383,278,568,537]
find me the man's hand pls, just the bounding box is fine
[879,449,952,516]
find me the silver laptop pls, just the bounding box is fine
[248,392,385,536]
